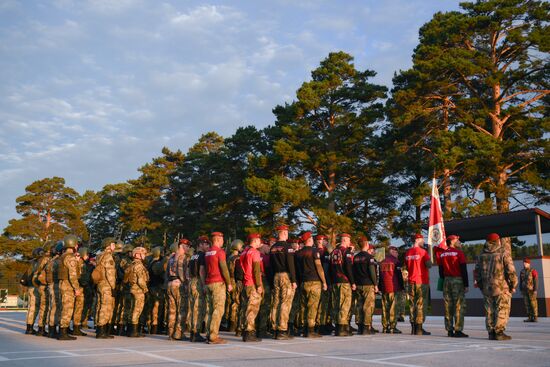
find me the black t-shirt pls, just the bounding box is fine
[234,257,244,281]
[269,241,297,283]
[330,246,355,284]
[296,246,321,282]
[188,251,205,278]
[353,251,377,286]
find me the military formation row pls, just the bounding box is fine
[21,227,539,343]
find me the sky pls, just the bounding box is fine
[0,0,477,233]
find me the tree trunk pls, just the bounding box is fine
[443,168,452,218]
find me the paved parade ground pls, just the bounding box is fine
[0,312,548,367]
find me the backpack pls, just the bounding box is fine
[91,264,104,284]
[123,263,134,285]
[19,267,31,287]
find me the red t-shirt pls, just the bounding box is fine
[405,246,430,285]
[241,246,261,287]
[205,245,226,285]
[440,247,466,277]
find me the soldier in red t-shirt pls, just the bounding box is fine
[520,258,538,322]
[201,232,233,344]
[404,234,431,335]
[240,233,264,342]
[439,235,469,338]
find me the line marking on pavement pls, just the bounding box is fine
[324,355,423,367]
[115,348,223,367]
[239,344,317,357]
[58,351,80,356]
[372,348,472,362]
[0,317,26,325]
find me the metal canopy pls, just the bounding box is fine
[444,208,550,242]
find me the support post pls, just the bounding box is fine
[535,214,543,256]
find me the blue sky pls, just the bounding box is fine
[0,0,468,232]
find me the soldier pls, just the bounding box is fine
[46,242,63,338]
[202,231,233,344]
[23,247,43,335]
[269,225,297,340]
[396,263,408,323]
[520,257,538,322]
[296,231,327,338]
[315,235,332,335]
[147,246,165,334]
[126,247,149,337]
[439,235,469,338]
[240,233,264,342]
[79,247,95,330]
[330,233,356,337]
[70,247,88,336]
[379,246,404,334]
[257,238,273,338]
[166,241,187,340]
[32,243,52,336]
[226,239,244,332]
[188,237,208,342]
[113,243,132,335]
[353,237,378,335]
[404,234,431,335]
[288,238,302,336]
[94,237,117,339]
[57,234,80,341]
[474,233,517,341]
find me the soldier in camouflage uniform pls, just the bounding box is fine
[353,237,378,335]
[70,247,88,336]
[165,241,188,340]
[474,233,517,341]
[120,244,135,335]
[32,243,52,336]
[226,239,243,332]
[520,257,538,322]
[315,235,332,335]
[46,242,63,338]
[126,247,149,337]
[57,235,80,341]
[24,247,43,335]
[94,238,117,339]
[404,234,431,336]
[288,238,303,336]
[112,243,130,335]
[147,246,165,334]
[396,266,408,322]
[256,238,273,338]
[240,233,264,342]
[439,235,469,338]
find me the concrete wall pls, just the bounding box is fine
[430,257,549,317]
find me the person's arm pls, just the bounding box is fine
[287,246,297,284]
[314,259,327,287]
[138,264,148,293]
[67,256,80,291]
[218,251,231,286]
[345,253,355,287]
[533,270,539,292]
[460,263,469,288]
[253,261,263,289]
[503,252,518,292]
[368,259,378,286]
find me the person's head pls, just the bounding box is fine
[132,247,146,261]
[179,238,190,252]
[276,225,289,241]
[301,232,314,247]
[102,237,116,253]
[269,237,277,246]
[523,257,531,269]
[289,238,300,251]
[388,245,398,258]
[63,234,79,253]
[367,244,375,255]
[315,234,326,248]
[447,235,460,248]
[359,236,370,251]
[78,247,90,261]
[247,233,261,249]
[211,232,224,247]
[151,246,162,259]
[340,233,351,248]
[413,233,424,248]
[230,239,244,253]
[197,236,210,251]
[486,233,501,246]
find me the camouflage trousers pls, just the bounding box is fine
[128,290,145,325]
[188,278,205,333]
[241,286,262,332]
[270,272,295,332]
[483,292,511,333]
[443,277,466,332]
[232,280,243,331]
[289,285,302,327]
[522,291,538,319]
[300,281,321,328]
[59,280,76,328]
[206,282,227,340]
[25,287,39,325]
[256,280,271,333]
[356,285,376,326]
[48,283,61,327]
[35,286,49,327]
[408,283,429,324]
[332,283,352,325]
[316,287,331,326]
[396,290,407,318]
[73,286,84,326]
[381,292,396,329]
[148,286,165,326]
[95,283,114,327]
[167,280,184,338]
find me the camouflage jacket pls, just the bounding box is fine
[474,241,517,297]
[59,252,81,291]
[520,268,538,293]
[96,250,117,289]
[32,254,50,287]
[128,259,149,294]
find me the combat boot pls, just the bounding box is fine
[488,331,496,340]
[138,324,146,337]
[415,324,430,335]
[228,321,237,332]
[35,326,44,336]
[128,324,139,338]
[58,327,77,340]
[495,332,511,341]
[48,325,57,338]
[454,330,468,338]
[448,330,455,337]
[117,323,125,336]
[243,331,262,342]
[25,324,36,335]
[362,325,374,335]
[390,328,402,334]
[150,325,158,335]
[191,332,206,342]
[410,323,416,335]
[72,326,87,336]
[208,336,227,344]
[357,324,364,335]
[369,325,379,333]
[275,331,291,340]
[397,316,405,322]
[306,327,322,338]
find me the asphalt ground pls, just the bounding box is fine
[0,312,548,367]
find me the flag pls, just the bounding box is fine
[428,177,446,263]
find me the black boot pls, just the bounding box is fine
[415,324,430,335]
[357,324,364,335]
[362,325,374,335]
[191,332,206,342]
[48,325,57,338]
[454,330,468,338]
[243,330,262,342]
[58,327,76,340]
[275,330,291,340]
[72,326,87,336]
[35,326,45,336]
[307,327,322,338]
[488,331,496,340]
[25,324,36,335]
[411,323,416,335]
[150,325,157,335]
[138,325,146,337]
[117,324,125,336]
[495,331,511,341]
[128,324,139,338]
[390,327,402,334]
